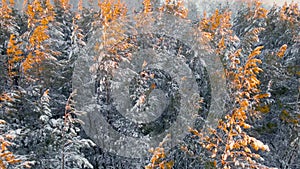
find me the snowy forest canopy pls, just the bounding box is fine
[0,0,299,169]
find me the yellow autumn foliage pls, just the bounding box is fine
[7,34,23,78]
[22,0,55,74]
[159,0,188,19]
[277,44,287,58]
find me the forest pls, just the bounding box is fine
[0,0,299,168]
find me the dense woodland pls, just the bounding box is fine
[0,0,299,168]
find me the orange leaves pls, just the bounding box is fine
[199,11,209,30]
[210,9,222,31]
[216,36,225,54]
[0,0,13,19]
[197,26,269,167]
[241,123,251,129]
[243,0,268,20]
[198,8,233,59]
[27,0,54,28]
[78,0,83,11]
[201,32,213,41]
[0,121,22,168]
[239,99,249,108]
[199,9,232,45]
[248,46,264,59]
[280,2,299,23]
[188,127,200,136]
[98,0,127,26]
[242,52,263,93]
[27,1,44,28]
[244,147,251,153]
[149,147,166,163]
[0,93,12,103]
[22,53,34,72]
[146,134,174,169]
[159,0,188,19]
[253,0,268,19]
[235,125,242,133]
[98,0,127,40]
[249,137,270,152]
[200,9,222,32]
[230,46,265,93]
[59,0,70,10]
[150,83,156,90]
[229,46,264,94]
[277,44,287,58]
[145,160,174,169]
[164,160,174,169]
[22,49,49,73]
[143,0,152,13]
[0,140,22,167]
[27,1,53,46]
[253,93,270,102]
[7,34,23,78]
[29,26,50,45]
[96,0,133,73]
[22,0,55,74]
[26,5,35,28]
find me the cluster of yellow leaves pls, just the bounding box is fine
[243,0,268,20]
[7,0,14,8]
[190,7,271,166]
[22,0,55,73]
[0,114,34,168]
[61,0,70,9]
[198,9,233,54]
[7,34,23,78]
[190,45,271,168]
[218,45,270,167]
[0,120,22,169]
[252,0,268,19]
[26,0,54,28]
[0,0,13,19]
[200,9,232,37]
[143,0,152,13]
[78,0,83,11]
[230,46,264,93]
[279,2,299,23]
[92,0,134,74]
[159,0,188,19]
[0,93,12,106]
[98,0,127,27]
[276,44,287,58]
[98,0,128,51]
[145,134,174,169]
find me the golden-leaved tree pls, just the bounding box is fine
[7,34,23,86]
[90,0,128,74]
[188,2,272,169]
[0,1,23,168]
[146,1,274,169]
[22,0,56,80]
[0,119,22,168]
